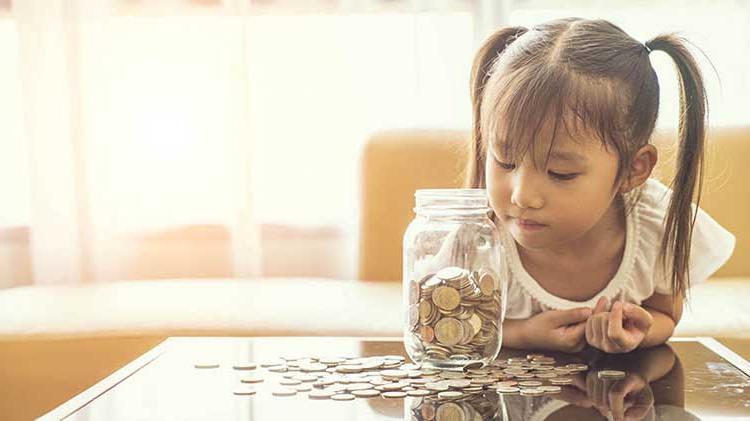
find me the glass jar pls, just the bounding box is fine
[402,188,506,370]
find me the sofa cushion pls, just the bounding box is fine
[1,277,748,341]
[0,278,401,340]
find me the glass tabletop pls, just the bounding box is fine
[45,337,750,420]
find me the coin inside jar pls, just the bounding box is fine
[478,271,498,296]
[434,317,464,346]
[432,286,461,311]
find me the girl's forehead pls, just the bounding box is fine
[490,117,604,165]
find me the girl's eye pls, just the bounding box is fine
[495,160,515,170]
[548,171,579,181]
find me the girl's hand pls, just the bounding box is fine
[585,297,654,353]
[522,307,592,353]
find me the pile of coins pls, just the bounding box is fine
[406,266,503,363]
[195,352,597,402]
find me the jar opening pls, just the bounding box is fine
[414,188,491,216]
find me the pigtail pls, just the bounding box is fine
[645,34,709,299]
[466,26,528,189]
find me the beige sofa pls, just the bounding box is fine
[0,126,747,420]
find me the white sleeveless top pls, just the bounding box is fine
[501,178,736,319]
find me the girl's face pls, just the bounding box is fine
[485,123,622,251]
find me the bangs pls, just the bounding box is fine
[480,63,629,170]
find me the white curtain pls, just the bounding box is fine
[0,0,746,288]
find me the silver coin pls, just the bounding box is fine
[382,391,407,399]
[331,393,356,401]
[272,387,297,397]
[437,391,464,399]
[233,387,257,396]
[598,370,626,379]
[194,362,219,369]
[352,389,381,398]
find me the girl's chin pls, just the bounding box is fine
[509,224,550,249]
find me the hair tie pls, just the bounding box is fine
[644,44,652,54]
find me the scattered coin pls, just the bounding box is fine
[240,375,264,384]
[518,381,543,387]
[407,389,432,397]
[232,362,257,370]
[271,387,297,397]
[233,387,257,396]
[382,391,408,399]
[294,384,312,392]
[539,385,562,393]
[598,370,626,379]
[438,391,464,399]
[308,390,334,400]
[331,393,356,401]
[352,389,380,398]
[194,362,219,369]
[520,388,544,396]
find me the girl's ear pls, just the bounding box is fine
[620,144,658,194]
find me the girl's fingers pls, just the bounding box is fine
[594,296,609,314]
[623,303,654,331]
[608,301,629,349]
[585,318,594,344]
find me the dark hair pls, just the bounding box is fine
[466,17,709,299]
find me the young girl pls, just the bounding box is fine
[466,17,736,353]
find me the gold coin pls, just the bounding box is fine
[419,326,435,343]
[409,280,420,304]
[436,402,466,421]
[409,304,420,328]
[468,313,482,336]
[432,286,461,311]
[479,272,497,296]
[434,317,464,346]
[419,300,434,322]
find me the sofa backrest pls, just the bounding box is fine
[359,126,749,281]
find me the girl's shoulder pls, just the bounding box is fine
[629,178,736,292]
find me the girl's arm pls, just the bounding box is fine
[639,291,683,349]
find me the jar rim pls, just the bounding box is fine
[414,188,487,199]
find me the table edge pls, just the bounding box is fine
[37,336,748,420]
[37,338,170,420]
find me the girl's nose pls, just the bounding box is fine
[510,168,544,210]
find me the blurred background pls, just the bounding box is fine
[0,0,746,288]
